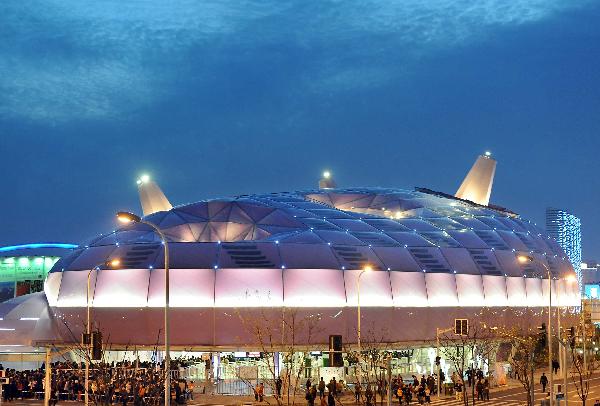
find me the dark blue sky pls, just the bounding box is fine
[1,1,600,258]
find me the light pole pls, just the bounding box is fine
[436,327,452,399]
[85,259,120,406]
[357,265,372,387]
[556,273,577,406]
[518,255,556,406]
[117,211,171,406]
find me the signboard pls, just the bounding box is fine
[318,367,345,385]
[238,366,258,380]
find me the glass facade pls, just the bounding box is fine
[55,188,574,277]
[546,207,582,286]
[0,256,60,302]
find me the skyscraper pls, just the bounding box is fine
[546,207,582,283]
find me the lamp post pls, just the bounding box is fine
[117,211,171,406]
[85,259,120,406]
[435,327,453,399]
[518,255,555,406]
[357,265,372,386]
[557,273,577,406]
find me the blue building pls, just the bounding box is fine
[546,207,582,285]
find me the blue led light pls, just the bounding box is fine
[0,243,78,252]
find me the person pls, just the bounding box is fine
[424,386,431,404]
[406,384,413,404]
[306,386,315,406]
[174,380,182,404]
[50,382,59,406]
[416,385,425,404]
[318,378,325,399]
[187,381,194,400]
[276,377,283,398]
[306,379,312,391]
[354,382,361,403]
[540,373,548,393]
[259,382,264,402]
[476,379,484,401]
[454,382,462,402]
[541,392,550,406]
[483,379,489,401]
[451,372,458,387]
[327,391,335,406]
[552,360,559,374]
[254,385,259,401]
[365,384,373,406]
[594,400,600,406]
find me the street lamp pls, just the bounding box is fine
[85,259,120,406]
[357,265,372,386]
[435,327,453,399]
[556,271,577,406]
[518,254,554,406]
[117,211,171,406]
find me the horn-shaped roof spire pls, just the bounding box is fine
[455,152,496,206]
[137,174,173,216]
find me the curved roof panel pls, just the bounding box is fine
[51,187,573,278]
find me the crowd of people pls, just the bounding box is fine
[0,361,194,406]
[0,361,494,406]
[389,374,435,405]
[302,374,437,406]
[299,369,493,406]
[449,368,491,402]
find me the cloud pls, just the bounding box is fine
[0,0,593,122]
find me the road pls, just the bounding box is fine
[429,374,600,405]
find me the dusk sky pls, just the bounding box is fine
[1,1,600,258]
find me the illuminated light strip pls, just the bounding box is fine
[0,328,15,331]
[0,345,24,347]
[52,271,579,308]
[0,243,78,252]
[19,317,40,321]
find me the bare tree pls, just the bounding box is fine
[493,326,546,406]
[236,308,323,406]
[345,323,391,406]
[438,323,497,406]
[569,323,598,406]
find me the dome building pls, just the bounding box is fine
[39,186,579,348]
